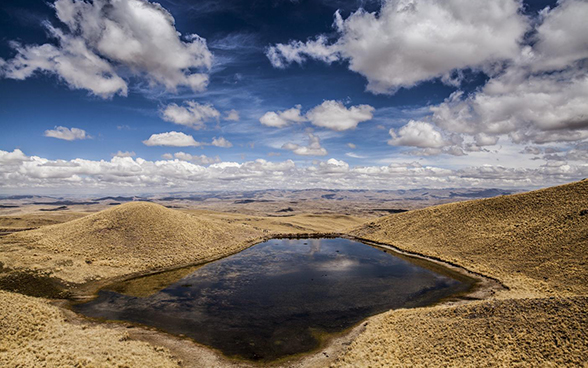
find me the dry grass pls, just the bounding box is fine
[0,202,366,367]
[352,179,588,297]
[1,182,587,367]
[334,296,588,368]
[0,290,180,367]
[0,202,263,284]
[0,212,87,235]
[333,180,588,367]
[0,202,365,285]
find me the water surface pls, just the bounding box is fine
[75,238,473,361]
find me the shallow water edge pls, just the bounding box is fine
[70,235,501,363]
[49,233,506,367]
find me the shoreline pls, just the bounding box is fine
[53,233,503,367]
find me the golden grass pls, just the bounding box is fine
[0,290,180,367]
[334,296,588,368]
[1,182,587,367]
[352,179,588,297]
[0,212,87,233]
[0,202,263,284]
[0,202,365,285]
[333,180,588,367]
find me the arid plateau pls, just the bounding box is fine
[0,181,587,367]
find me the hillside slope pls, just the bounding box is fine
[0,290,180,367]
[335,180,588,367]
[0,202,263,284]
[352,179,588,296]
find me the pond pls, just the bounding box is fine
[74,238,474,361]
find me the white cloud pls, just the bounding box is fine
[388,120,447,148]
[260,105,306,128]
[315,158,349,173]
[431,69,588,145]
[112,151,136,158]
[345,152,366,159]
[143,131,202,147]
[266,35,338,69]
[306,100,374,131]
[161,101,220,129]
[143,133,232,148]
[474,133,499,147]
[166,152,221,165]
[427,0,588,147]
[266,0,527,93]
[44,126,90,141]
[347,143,356,149]
[2,149,585,192]
[224,109,240,121]
[0,149,29,164]
[282,133,328,156]
[532,0,588,71]
[0,0,212,97]
[211,137,233,148]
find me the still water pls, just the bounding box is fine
[75,238,473,361]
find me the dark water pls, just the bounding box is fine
[75,238,473,361]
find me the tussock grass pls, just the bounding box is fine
[352,179,588,296]
[334,180,588,367]
[0,202,262,283]
[334,296,588,368]
[1,183,587,367]
[0,290,180,367]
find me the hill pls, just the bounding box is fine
[352,179,588,296]
[0,202,263,284]
[335,180,588,367]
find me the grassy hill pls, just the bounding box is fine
[335,180,588,367]
[0,202,263,284]
[352,179,588,296]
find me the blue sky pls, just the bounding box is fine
[0,0,587,193]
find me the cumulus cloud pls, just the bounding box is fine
[388,120,448,148]
[259,105,306,128]
[282,133,328,156]
[161,101,220,129]
[1,149,586,192]
[112,151,136,158]
[431,69,588,145]
[143,132,233,148]
[224,109,240,121]
[532,0,588,72]
[143,131,202,147]
[165,152,221,165]
[266,0,527,93]
[306,100,374,131]
[314,158,350,173]
[0,0,212,97]
[261,101,374,131]
[428,0,588,146]
[0,149,29,164]
[211,137,233,148]
[44,126,90,141]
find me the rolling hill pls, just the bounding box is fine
[0,202,263,284]
[335,179,588,367]
[352,179,588,296]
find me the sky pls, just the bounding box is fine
[0,0,587,194]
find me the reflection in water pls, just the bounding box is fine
[75,238,472,361]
